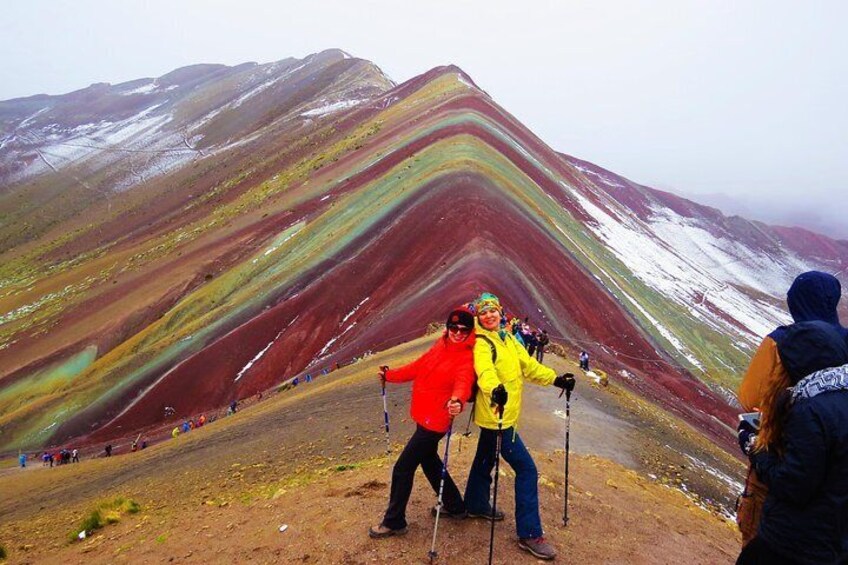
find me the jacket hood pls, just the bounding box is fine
[786,271,844,326]
[776,320,848,383]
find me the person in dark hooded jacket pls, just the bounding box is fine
[736,271,848,545]
[737,320,848,564]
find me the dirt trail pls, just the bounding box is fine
[0,338,742,563]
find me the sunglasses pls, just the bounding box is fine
[447,324,472,334]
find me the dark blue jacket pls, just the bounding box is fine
[752,321,848,564]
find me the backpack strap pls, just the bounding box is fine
[477,334,497,364]
[468,334,498,403]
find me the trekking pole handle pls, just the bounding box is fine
[557,373,576,399]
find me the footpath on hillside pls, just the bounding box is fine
[0,337,742,564]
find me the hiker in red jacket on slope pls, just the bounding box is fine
[369,307,476,538]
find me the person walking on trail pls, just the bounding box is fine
[172,426,180,439]
[104,444,112,457]
[736,271,848,547]
[579,351,590,371]
[72,449,79,463]
[18,453,26,468]
[369,307,476,539]
[464,292,573,561]
[736,320,848,564]
[536,330,549,363]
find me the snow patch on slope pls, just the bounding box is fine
[570,190,793,342]
[300,99,366,117]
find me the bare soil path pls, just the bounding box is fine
[0,337,742,563]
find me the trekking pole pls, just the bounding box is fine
[380,366,391,454]
[428,417,454,563]
[488,385,507,565]
[558,374,576,526]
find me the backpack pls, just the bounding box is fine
[468,334,498,403]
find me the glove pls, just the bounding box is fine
[737,420,757,456]
[491,384,508,408]
[554,373,576,392]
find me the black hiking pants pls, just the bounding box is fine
[382,424,464,530]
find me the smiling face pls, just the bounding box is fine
[446,324,472,343]
[478,307,501,331]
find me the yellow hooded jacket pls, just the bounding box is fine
[472,323,557,430]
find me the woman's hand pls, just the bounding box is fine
[447,397,463,417]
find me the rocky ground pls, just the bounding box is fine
[0,337,743,563]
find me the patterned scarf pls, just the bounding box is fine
[791,363,848,403]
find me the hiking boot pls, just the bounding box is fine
[518,536,556,560]
[431,505,467,519]
[368,524,408,539]
[467,509,505,521]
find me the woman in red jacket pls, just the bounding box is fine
[369,307,476,538]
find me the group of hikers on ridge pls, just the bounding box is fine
[369,292,574,561]
[368,274,848,563]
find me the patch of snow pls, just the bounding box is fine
[234,316,299,382]
[569,190,795,346]
[234,339,275,382]
[682,453,745,501]
[572,164,625,189]
[300,99,366,117]
[18,107,50,129]
[320,195,331,202]
[121,81,157,95]
[341,297,369,324]
[456,74,476,90]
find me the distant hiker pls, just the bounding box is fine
[369,307,476,539]
[526,331,539,357]
[19,453,26,468]
[188,419,195,430]
[72,449,79,463]
[105,444,112,457]
[172,427,180,438]
[198,414,206,427]
[182,421,190,433]
[579,351,590,371]
[141,440,148,449]
[464,292,572,560]
[42,452,49,467]
[230,400,238,414]
[131,441,138,452]
[736,320,848,564]
[736,271,848,546]
[536,330,549,363]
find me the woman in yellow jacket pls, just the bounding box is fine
[464,292,570,561]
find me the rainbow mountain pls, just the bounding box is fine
[1,49,846,453]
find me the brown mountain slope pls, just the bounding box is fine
[0,338,742,564]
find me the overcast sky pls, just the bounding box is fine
[2,1,846,237]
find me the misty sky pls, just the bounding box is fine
[2,1,846,238]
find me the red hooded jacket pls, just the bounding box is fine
[385,332,476,433]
